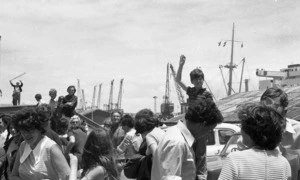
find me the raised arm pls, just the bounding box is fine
[65,134,75,157]
[69,154,78,180]
[19,81,23,87]
[176,55,187,91]
[116,134,131,154]
[9,81,14,87]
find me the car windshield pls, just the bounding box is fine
[220,134,241,155]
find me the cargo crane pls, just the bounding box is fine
[115,79,124,113]
[104,80,114,112]
[160,63,174,119]
[91,85,97,109]
[97,84,102,109]
[81,89,86,110]
[76,79,86,111]
[169,64,187,114]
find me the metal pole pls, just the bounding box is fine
[239,58,245,93]
[153,96,157,113]
[228,23,235,96]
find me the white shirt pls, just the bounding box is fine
[218,148,291,180]
[151,120,196,180]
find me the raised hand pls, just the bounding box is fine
[69,153,78,166]
[179,55,186,66]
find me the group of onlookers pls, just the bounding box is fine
[1,54,300,180]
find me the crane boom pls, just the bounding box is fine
[97,84,102,109]
[160,63,174,119]
[169,64,185,104]
[81,89,86,110]
[108,80,114,111]
[117,79,124,110]
[239,58,245,93]
[164,63,170,104]
[92,85,97,109]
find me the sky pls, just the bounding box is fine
[0,0,299,113]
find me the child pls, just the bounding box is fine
[176,55,223,126]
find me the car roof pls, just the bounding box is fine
[215,123,240,132]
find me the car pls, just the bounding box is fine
[161,114,241,156]
[161,114,240,154]
[206,123,240,156]
[207,132,300,180]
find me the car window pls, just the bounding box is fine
[218,129,235,145]
[220,134,241,155]
[207,130,215,145]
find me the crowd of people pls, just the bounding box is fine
[0,55,298,180]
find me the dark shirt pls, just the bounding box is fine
[186,87,212,100]
[62,95,78,117]
[68,128,87,164]
[111,125,125,149]
[10,82,23,92]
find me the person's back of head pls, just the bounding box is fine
[103,118,112,131]
[82,128,119,179]
[135,109,157,134]
[35,94,42,101]
[35,103,52,122]
[185,98,223,126]
[56,116,69,135]
[120,114,135,129]
[190,68,204,83]
[57,96,64,103]
[238,103,286,150]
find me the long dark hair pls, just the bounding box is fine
[81,128,119,180]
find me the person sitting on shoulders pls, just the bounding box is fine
[175,54,223,180]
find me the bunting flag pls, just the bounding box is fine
[223,42,227,47]
[218,41,221,46]
[241,43,243,48]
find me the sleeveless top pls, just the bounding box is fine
[18,136,61,180]
[83,165,109,180]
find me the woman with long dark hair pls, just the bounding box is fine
[69,128,119,180]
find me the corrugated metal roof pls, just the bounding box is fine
[165,86,300,125]
[217,86,300,123]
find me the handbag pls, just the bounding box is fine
[124,156,145,179]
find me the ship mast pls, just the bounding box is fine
[227,23,235,96]
[219,23,243,96]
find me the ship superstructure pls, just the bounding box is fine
[256,64,300,90]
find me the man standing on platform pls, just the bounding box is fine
[10,80,23,106]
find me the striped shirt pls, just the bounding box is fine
[218,148,291,180]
